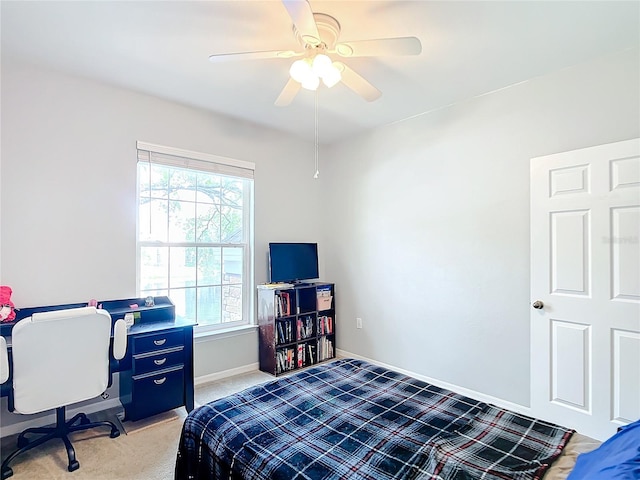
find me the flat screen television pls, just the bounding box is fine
[269,242,319,284]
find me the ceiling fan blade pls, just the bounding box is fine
[335,63,381,102]
[209,50,300,63]
[282,0,321,45]
[275,78,301,107]
[334,37,422,58]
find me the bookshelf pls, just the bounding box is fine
[258,282,335,376]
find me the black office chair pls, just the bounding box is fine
[0,306,127,478]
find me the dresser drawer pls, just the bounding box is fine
[131,366,184,420]
[132,347,183,376]
[119,323,195,422]
[133,330,183,354]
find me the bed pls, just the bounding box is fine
[175,359,581,480]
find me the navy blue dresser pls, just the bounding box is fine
[1,296,196,422]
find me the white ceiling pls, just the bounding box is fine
[2,1,639,144]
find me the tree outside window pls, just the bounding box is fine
[137,155,253,330]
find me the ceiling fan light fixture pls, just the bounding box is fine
[301,75,320,91]
[210,4,423,106]
[312,54,332,76]
[289,58,313,83]
[322,64,341,88]
[290,54,339,90]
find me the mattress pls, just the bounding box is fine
[176,359,576,479]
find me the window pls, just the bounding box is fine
[136,142,254,332]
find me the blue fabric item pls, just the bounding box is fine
[567,419,640,479]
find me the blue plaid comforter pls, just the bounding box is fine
[175,359,573,480]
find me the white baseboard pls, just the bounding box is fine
[194,362,260,386]
[0,397,123,439]
[336,349,531,416]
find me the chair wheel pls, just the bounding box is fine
[1,466,13,479]
[110,429,120,439]
[68,460,80,472]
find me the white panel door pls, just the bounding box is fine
[531,138,640,441]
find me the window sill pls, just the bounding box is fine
[194,323,258,342]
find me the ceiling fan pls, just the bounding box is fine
[208,0,422,106]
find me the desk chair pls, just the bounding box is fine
[0,307,127,479]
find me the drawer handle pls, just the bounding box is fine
[153,339,167,346]
[153,358,167,366]
[153,377,167,385]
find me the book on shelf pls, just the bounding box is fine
[277,349,292,373]
[297,315,314,340]
[277,347,295,373]
[275,292,291,318]
[259,283,295,290]
[277,322,285,344]
[317,336,334,362]
[277,319,293,344]
[307,344,314,364]
[318,315,333,335]
[316,285,332,310]
[316,285,332,296]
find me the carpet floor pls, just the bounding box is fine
[0,370,272,479]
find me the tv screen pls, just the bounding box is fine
[269,243,319,283]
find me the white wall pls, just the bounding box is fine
[323,48,640,406]
[0,59,323,379]
[1,45,638,429]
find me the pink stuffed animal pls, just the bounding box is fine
[0,286,16,322]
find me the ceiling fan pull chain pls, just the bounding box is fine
[314,90,319,179]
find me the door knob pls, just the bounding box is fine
[532,300,544,310]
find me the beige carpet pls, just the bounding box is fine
[0,370,272,479]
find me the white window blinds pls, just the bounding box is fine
[136,141,255,179]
